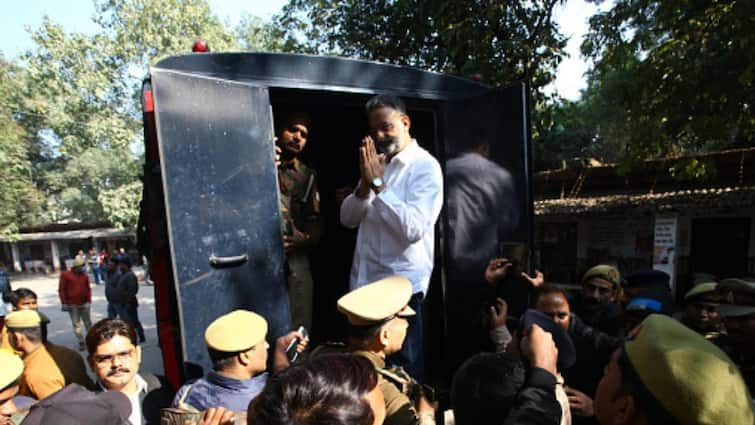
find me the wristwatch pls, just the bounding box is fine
[370,177,384,191]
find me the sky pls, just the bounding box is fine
[1,0,605,100]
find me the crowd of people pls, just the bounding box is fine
[0,94,753,425]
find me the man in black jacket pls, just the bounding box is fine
[105,257,123,319]
[115,256,145,343]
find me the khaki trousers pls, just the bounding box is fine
[286,253,313,330]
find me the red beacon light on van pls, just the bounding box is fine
[192,39,209,53]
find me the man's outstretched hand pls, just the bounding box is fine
[521,269,544,287]
[485,258,512,284]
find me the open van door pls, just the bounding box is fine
[440,81,533,373]
[149,70,290,375]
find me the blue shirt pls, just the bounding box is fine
[172,370,268,412]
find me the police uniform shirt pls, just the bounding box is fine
[19,345,65,400]
[353,350,419,425]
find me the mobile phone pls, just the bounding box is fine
[285,326,309,363]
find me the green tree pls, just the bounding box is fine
[276,1,568,107]
[0,58,45,236]
[16,0,271,233]
[581,0,755,162]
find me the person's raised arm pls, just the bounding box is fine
[503,324,562,425]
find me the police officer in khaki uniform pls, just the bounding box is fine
[681,281,724,341]
[276,112,322,331]
[0,350,24,424]
[336,276,436,425]
[5,310,65,400]
[716,278,755,395]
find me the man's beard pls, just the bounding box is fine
[376,136,401,156]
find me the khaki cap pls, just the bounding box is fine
[717,278,755,317]
[204,310,268,352]
[626,315,753,425]
[582,265,620,288]
[5,310,42,328]
[683,282,718,302]
[73,257,86,268]
[337,276,415,326]
[0,351,23,389]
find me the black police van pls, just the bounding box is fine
[139,52,533,390]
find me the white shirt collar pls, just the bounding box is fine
[99,374,148,425]
[391,139,419,165]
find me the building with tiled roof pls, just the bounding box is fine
[534,147,755,299]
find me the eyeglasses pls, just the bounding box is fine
[93,348,135,365]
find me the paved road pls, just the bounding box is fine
[7,271,165,377]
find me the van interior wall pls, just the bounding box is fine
[271,91,447,381]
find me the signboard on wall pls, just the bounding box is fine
[653,216,678,290]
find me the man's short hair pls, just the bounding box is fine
[207,347,243,371]
[9,327,42,344]
[85,319,137,355]
[451,352,526,425]
[347,321,389,345]
[274,110,312,134]
[11,288,37,306]
[365,94,407,115]
[531,284,570,307]
[248,354,378,425]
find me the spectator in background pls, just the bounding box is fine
[8,289,95,390]
[621,270,672,305]
[74,250,86,264]
[570,266,624,338]
[247,354,386,425]
[0,263,11,330]
[593,314,752,425]
[116,256,145,343]
[681,281,724,341]
[622,288,674,333]
[88,247,103,285]
[5,310,65,400]
[716,278,755,394]
[105,257,123,319]
[58,257,92,351]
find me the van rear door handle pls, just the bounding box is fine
[209,254,248,268]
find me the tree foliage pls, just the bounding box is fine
[0,59,45,237]
[6,0,277,234]
[276,1,568,106]
[580,0,755,161]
